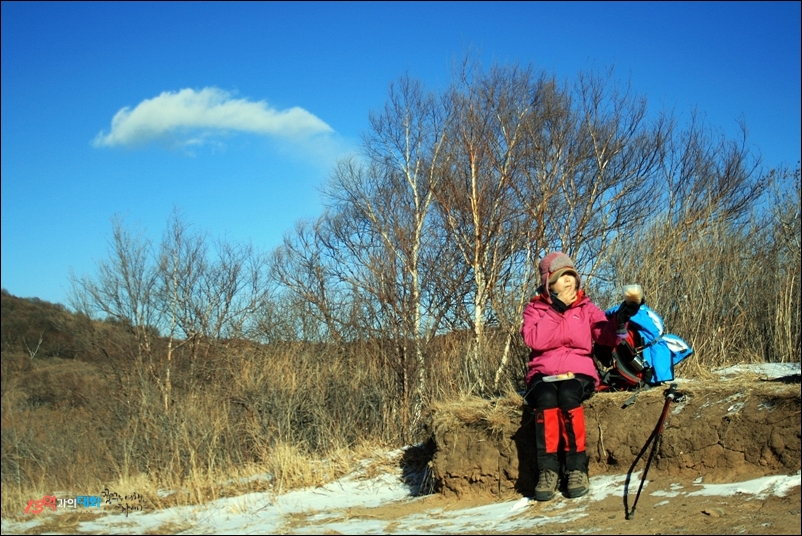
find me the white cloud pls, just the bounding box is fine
[93,87,333,148]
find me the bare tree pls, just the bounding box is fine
[22,331,44,359]
[435,61,542,392]
[269,217,350,343]
[70,212,273,411]
[69,215,161,364]
[603,112,766,300]
[559,70,666,281]
[320,76,451,436]
[659,112,764,231]
[598,115,772,371]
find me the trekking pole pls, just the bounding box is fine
[624,382,681,520]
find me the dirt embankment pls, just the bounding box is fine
[427,376,801,499]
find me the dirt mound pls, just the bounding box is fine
[427,376,801,499]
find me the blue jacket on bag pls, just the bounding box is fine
[603,303,694,384]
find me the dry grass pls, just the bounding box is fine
[0,343,394,519]
[0,436,390,524]
[430,393,523,441]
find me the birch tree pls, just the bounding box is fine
[321,76,451,436]
[435,63,541,392]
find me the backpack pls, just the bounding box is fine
[594,304,693,391]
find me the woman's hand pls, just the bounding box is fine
[556,286,577,305]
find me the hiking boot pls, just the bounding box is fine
[565,470,589,498]
[534,469,560,501]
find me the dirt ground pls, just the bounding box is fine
[414,372,801,535]
[336,479,801,535]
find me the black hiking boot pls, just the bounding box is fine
[535,469,560,501]
[565,470,589,498]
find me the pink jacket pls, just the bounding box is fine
[521,290,619,388]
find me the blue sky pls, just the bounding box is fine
[2,1,800,307]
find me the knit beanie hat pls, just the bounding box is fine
[539,252,580,302]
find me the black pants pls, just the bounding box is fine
[525,373,595,474]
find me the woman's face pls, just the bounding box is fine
[551,273,577,294]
